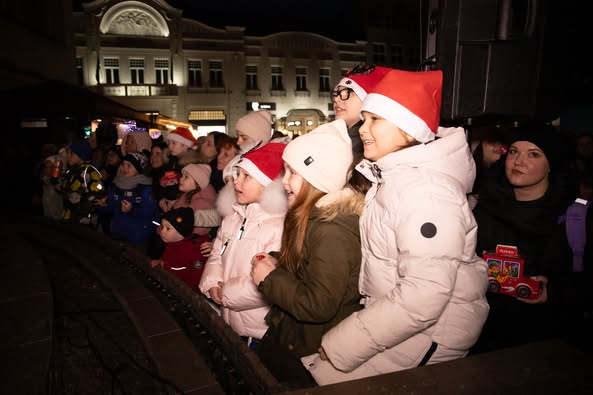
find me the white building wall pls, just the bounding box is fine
[73,0,368,135]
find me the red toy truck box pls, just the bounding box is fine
[482,245,541,300]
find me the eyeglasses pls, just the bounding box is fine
[330,88,353,101]
[346,64,376,77]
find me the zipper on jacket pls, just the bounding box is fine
[237,218,247,240]
[220,235,231,255]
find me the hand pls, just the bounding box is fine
[121,199,132,213]
[517,275,548,304]
[209,284,223,305]
[150,259,163,268]
[250,253,277,285]
[159,198,174,212]
[200,241,213,257]
[94,196,108,207]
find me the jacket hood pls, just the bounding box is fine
[216,176,288,218]
[315,187,365,222]
[358,126,475,193]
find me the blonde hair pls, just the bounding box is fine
[277,180,324,273]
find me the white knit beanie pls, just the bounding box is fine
[235,110,273,146]
[182,164,212,190]
[282,119,352,193]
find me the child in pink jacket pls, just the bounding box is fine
[198,143,288,349]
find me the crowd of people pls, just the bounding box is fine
[32,64,592,389]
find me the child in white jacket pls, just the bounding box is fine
[308,68,489,385]
[198,143,288,349]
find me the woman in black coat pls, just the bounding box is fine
[471,125,575,354]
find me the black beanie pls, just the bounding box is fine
[508,125,561,171]
[162,207,194,237]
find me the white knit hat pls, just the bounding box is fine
[182,164,211,190]
[282,119,352,193]
[235,110,273,146]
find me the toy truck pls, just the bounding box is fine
[482,245,541,300]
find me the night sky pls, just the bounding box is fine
[166,0,362,41]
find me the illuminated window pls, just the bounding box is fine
[154,58,169,85]
[271,66,283,90]
[296,66,307,91]
[188,60,202,87]
[246,65,258,90]
[188,110,226,121]
[104,57,120,84]
[130,58,144,84]
[209,61,224,88]
[319,67,330,92]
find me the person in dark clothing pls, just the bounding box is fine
[471,125,575,354]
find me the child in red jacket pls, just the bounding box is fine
[151,207,206,291]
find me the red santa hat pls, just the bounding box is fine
[361,69,443,143]
[166,127,197,148]
[235,143,286,187]
[335,65,392,101]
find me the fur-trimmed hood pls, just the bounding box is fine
[315,187,365,222]
[216,176,288,218]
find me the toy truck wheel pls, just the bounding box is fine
[516,285,531,299]
[488,280,500,293]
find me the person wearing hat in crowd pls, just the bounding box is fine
[235,110,273,152]
[162,164,217,256]
[471,124,575,354]
[120,130,153,157]
[151,207,209,291]
[305,69,489,385]
[198,142,288,351]
[94,151,158,252]
[159,127,202,203]
[60,139,105,226]
[249,119,365,389]
[332,64,392,194]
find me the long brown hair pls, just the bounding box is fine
[277,180,325,274]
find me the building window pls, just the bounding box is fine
[271,66,284,90]
[319,67,330,92]
[373,43,386,64]
[130,58,144,84]
[188,60,202,87]
[104,57,120,84]
[76,57,83,85]
[154,59,169,84]
[296,67,307,91]
[245,65,258,90]
[391,45,403,66]
[209,60,224,88]
[188,110,226,121]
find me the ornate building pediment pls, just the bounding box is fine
[99,1,169,37]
